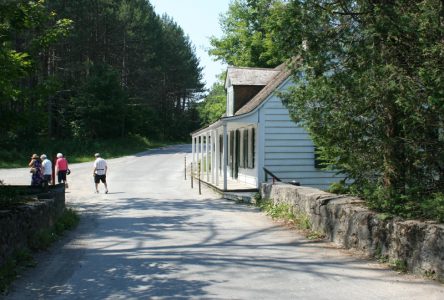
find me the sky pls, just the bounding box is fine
[149,0,231,90]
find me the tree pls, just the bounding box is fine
[276,0,444,211]
[198,76,226,126]
[209,0,288,67]
[70,64,127,139]
[0,0,72,144]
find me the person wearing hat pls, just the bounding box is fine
[55,153,69,187]
[93,153,108,194]
[40,154,52,185]
[28,154,43,186]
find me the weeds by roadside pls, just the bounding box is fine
[255,196,325,240]
[0,250,35,294]
[0,208,79,294]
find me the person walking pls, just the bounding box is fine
[29,154,43,186]
[93,153,108,194]
[55,153,69,188]
[40,154,52,185]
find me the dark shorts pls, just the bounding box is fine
[43,174,52,183]
[94,174,106,184]
[58,170,67,183]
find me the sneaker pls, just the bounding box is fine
[95,190,99,194]
[105,190,108,194]
[65,182,69,189]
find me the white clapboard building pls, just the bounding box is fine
[191,62,342,191]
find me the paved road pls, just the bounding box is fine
[1,145,443,299]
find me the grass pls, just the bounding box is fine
[0,134,180,168]
[28,208,79,251]
[0,250,35,294]
[0,208,79,294]
[256,197,325,240]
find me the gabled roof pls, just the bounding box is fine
[190,59,299,136]
[234,62,293,116]
[225,66,280,87]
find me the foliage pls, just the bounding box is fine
[256,198,324,238]
[70,64,127,139]
[0,0,72,143]
[209,0,288,67]
[28,208,79,250]
[0,208,78,293]
[198,79,227,126]
[0,249,35,294]
[1,0,204,149]
[275,0,444,220]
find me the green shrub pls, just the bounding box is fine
[420,193,444,223]
[0,250,34,294]
[29,208,79,250]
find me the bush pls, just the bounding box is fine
[327,179,444,223]
[29,208,79,250]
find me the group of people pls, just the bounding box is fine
[28,152,108,194]
[28,153,69,187]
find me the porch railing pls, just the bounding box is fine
[263,167,300,186]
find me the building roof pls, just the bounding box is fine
[234,62,293,115]
[190,59,299,136]
[226,67,280,87]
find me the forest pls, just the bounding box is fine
[1,0,203,163]
[205,0,444,221]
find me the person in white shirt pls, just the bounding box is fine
[40,154,52,185]
[93,153,108,193]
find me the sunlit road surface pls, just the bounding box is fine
[1,144,443,299]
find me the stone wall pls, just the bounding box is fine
[0,184,65,267]
[261,183,444,281]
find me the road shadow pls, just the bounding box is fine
[5,195,442,299]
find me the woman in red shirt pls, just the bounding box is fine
[55,153,69,187]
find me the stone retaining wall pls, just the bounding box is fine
[0,185,65,267]
[261,183,444,281]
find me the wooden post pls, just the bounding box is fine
[198,161,201,195]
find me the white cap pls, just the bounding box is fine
[40,154,47,159]
[57,153,63,158]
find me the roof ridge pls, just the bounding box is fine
[227,66,279,71]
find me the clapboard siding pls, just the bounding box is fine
[265,120,301,128]
[265,133,311,140]
[265,152,314,159]
[267,165,328,172]
[265,127,307,134]
[267,170,338,177]
[265,109,293,115]
[265,139,314,147]
[264,114,293,121]
[261,88,344,190]
[264,146,313,153]
[265,158,313,166]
